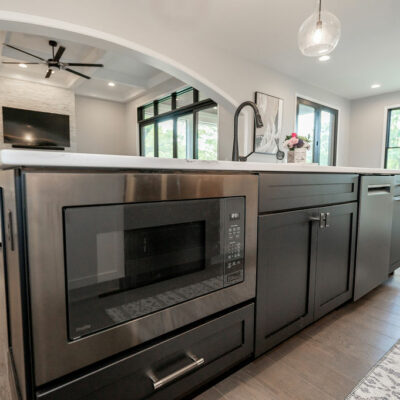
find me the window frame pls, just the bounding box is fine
[384,107,400,169]
[138,88,217,159]
[296,97,339,166]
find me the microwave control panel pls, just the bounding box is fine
[223,197,245,287]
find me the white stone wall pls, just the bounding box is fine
[0,77,76,151]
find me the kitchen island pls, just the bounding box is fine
[0,150,399,400]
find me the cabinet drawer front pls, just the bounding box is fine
[37,304,254,400]
[259,173,359,213]
[255,210,318,356]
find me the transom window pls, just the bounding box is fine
[138,87,218,160]
[296,98,338,166]
[385,108,400,169]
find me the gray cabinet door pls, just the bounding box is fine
[255,208,318,357]
[314,203,357,320]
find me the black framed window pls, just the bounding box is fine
[296,97,338,166]
[138,87,218,160]
[385,108,400,169]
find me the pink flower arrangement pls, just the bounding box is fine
[283,132,311,151]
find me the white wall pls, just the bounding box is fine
[0,76,76,150]
[349,91,400,168]
[75,95,126,155]
[0,4,352,165]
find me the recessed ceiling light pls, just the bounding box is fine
[18,63,27,68]
[318,55,331,62]
[108,82,115,87]
[371,83,381,89]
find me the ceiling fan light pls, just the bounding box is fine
[108,82,115,87]
[298,1,341,57]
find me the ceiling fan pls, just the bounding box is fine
[1,40,104,79]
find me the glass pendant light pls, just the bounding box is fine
[298,0,341,57]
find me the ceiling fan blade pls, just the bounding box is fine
[45,69,52,79]
[3,44,46,62]
[54,46,65,62]
[2,62,41,64]
[65,67,91,79]
[64,63,104,67]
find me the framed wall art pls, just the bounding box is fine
[254,91,283,155]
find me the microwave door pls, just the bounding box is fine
[64,198,225,340]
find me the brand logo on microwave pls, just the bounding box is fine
[75,324,92,332]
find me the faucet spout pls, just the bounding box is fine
[232,101,263,161]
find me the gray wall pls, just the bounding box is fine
[349,90,400,168]
[75,95,127,155]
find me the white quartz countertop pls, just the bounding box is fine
[0,149,398,175]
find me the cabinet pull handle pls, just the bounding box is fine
[148,353,205,390]
[310,213,326,229]
[325,212,331,228]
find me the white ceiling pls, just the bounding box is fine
[2,1,399,101]
[148,0,400,100]
[0,31,178,102]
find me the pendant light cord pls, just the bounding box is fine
[318,0,322,22]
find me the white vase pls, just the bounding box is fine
[287,148,307,163]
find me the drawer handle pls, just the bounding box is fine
[148,353,205,390]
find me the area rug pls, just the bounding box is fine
[346,340,400,399]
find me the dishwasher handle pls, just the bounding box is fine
[367,184,392,195]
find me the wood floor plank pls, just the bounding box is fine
[211,368,281,400]
[243,355,336,400]
[266,335,357,399]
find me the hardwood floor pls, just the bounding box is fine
[195,272,400,400]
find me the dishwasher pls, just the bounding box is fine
[354,175,395,300]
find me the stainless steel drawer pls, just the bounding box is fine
[36,304,254,400]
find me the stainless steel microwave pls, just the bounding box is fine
[20,172,258,386]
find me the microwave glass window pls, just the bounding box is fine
[123,221,206,289]
[63,198,245,340]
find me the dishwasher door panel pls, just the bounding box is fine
[354,175,394,301]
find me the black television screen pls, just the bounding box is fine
[2,107,70,149]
